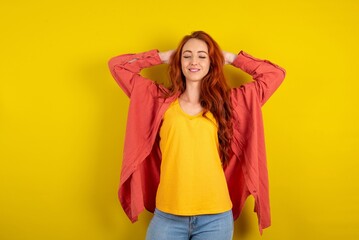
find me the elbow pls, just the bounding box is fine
[275,66,286,84]
[108,57,117,73]
[280,67,286,80]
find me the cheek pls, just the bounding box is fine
[181,59,189,66]
[181,60,190,72]
[204,62,211,73]
[181,62,186,73]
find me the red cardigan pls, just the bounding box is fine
[108,49,285,234]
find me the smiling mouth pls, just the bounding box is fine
[189,68,200,72]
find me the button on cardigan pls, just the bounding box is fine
[108,49,286,234]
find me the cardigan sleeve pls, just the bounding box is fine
[231,51,286,106]
[108,49,162,98]
[228,51,285,234]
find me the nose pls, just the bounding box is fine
[190,57,198,65]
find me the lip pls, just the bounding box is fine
[188,68,200,72]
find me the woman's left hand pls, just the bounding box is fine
[222,51,237,65]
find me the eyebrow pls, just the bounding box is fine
[182,50,208,55]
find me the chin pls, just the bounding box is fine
[185,74,206,82]
[186,78,203,82]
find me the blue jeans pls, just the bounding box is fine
[146,208,234,240]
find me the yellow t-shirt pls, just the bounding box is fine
[156,99,232,215]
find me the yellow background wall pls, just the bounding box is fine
[1,0,358,239]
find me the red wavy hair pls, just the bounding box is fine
[166,31,233,165]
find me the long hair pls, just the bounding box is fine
[167,31,233,165]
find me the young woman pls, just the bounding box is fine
[108,31,286,240]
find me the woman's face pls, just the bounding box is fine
[181,38,210,82]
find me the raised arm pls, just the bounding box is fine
[225,50,286,106]
[108,49,163,97]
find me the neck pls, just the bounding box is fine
[181,81,201,103]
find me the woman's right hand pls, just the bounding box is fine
[159,50,175,64]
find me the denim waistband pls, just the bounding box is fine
[154,208,233,221]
